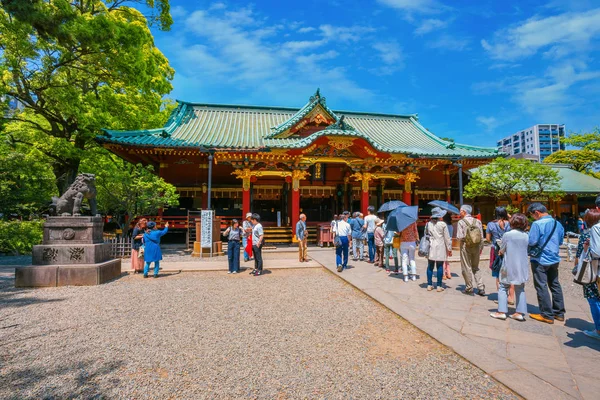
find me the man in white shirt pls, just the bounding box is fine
[363,206,382,263]
[334,211,352,272]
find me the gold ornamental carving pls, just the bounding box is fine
[231,168,252,191]
[363,146,377,157]
[328,137,355,150]
[291,169,311,191]
[350,172,372,193]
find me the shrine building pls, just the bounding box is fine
[97,90,499,237]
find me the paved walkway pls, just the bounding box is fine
[309,249,600,400]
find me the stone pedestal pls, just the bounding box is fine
[15,216,122,287]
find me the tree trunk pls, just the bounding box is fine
[53,158,81,195]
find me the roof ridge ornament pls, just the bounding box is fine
[326,115,355,131]
[309,88,325,103]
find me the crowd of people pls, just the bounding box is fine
[129,195,600,337]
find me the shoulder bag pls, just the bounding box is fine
[527,220,557,258]
[334,221,342,248]
[573,249,598,285]
[418,222,431,257]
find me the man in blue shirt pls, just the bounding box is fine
[296,213,308,262]
[527,203,565,324]
[350,212,365,261]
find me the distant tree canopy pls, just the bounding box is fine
[464,157,563,206]
[0,0,174,194]
[544,129,600,179]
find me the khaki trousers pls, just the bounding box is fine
[298,237,308,261]
[460,243,485,292]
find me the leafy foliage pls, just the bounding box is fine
[0,219,44,255]
[0,0,174,194]
[464,158,563,206]
[0,132,56,217]
[543,149,600,173]
[548,129,600,178]
[81,148,179,234]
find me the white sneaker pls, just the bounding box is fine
[404,276,409,282]
[411,275,416,281]
[227,271,232,274]
[232,271,238,274]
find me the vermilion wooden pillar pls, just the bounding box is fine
[242,187,251,217]
[361,189,369,215]
[413,190,419,208]
[291,188,300,239]
[445,169,452,202]
[402,190,412,205]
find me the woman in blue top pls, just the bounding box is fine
[143,221,169,278]
[486,207,512,304]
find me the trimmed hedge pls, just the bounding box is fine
[0,220,44,255]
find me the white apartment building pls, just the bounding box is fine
[497,124,565,162]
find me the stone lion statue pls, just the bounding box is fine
[50,173,98,216]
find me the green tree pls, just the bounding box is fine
[81,148,179,235]
[0,126,56,217]
[0,0,174,194]
[543,149,600,173]
[464,157,563,206]
[561,129,600,151]
[547,128,600,178]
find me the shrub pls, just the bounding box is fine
[0,220,44,255]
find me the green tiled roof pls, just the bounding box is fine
[98,94,499,158]
[551,164,600,194]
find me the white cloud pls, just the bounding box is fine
[319,24,376,42]
[414,18,448,35]
[170,6,377,106]
[481,8,600,60]
[371,41,404,75]
[427,34,470,51]
[377,0,447,14]
[472,61,600,121]
[170,6,187,18]
[476,116,497,132]
[209,2,226,11]
[297,27,316,33]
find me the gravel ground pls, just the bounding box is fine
[1,268,517,399]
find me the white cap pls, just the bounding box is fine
[246,212,253,218]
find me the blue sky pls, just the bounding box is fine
[150,0,600,147]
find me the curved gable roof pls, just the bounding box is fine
[98,91,499,158]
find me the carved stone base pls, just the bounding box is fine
[32,243,111,265]
[15,259,122,287]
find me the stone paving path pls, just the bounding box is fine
[309,249,600,400]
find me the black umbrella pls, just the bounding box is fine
[378,200,408,213]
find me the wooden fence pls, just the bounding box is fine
[104,236,131,259]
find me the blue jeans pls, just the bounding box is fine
[336,236,349,268]
[588,298,600,331]
[498,283,527,314]
[367,233,375,262]
[531,261,565,320]
[228,240,240,272]
[242,236,250,261]
[427,260,443,286]
[144,261,160,276]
